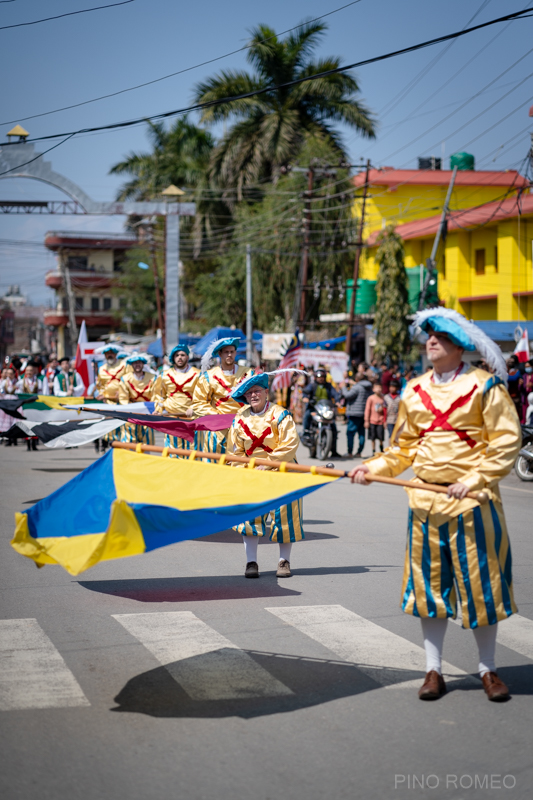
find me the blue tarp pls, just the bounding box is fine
[147,333,201,358]
[474,321,533,342]
[304,335,347,349]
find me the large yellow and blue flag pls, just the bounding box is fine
[12,448,337,576]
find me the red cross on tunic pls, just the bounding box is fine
[238,418,274,456]
[167,372,195,400]
[412,383,478,449]
[126,380,152,402]
[213,374,234,408]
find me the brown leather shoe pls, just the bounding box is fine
[245,561,259,579]
[481,671,510,702]
[418,670,447,700]
[276,559,292,578]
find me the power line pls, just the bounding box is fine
[0,0,134,32]
[0,0,364,126]
[4,6,532,148]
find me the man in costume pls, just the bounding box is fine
[118,354,155,444]
[192,337,252,457]
[229,373,303,579]
[53,357,85,397]
[153,344,199,456]
[16,362,49,396]
[350,308,521,702]
[95,344,126,403]
[45,354,59,394]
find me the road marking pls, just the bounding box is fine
[113,611,293,701]
[266,605,478,689]
[0,619,90,711]
[452,613,533,661]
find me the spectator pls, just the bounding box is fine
[302,368,341,457]
[507,356,523,421]
[380,363,393,394]
[341,372,372,458]
[384,379,401,441]
[364,382,387,455]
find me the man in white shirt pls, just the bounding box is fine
[53,357,85,397]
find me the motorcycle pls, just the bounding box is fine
[515,423,533,481]
[304,398,337,461]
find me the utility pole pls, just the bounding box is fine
[60,251,78,351]
[162,184,185,351]
[299,166,314,324]
[150,233,165,354]
[246,244,253,365]
[345,159,371,356]
[418,165,458,310]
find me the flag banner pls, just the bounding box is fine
[70,401,154,414]
[19,395,103,422]
[77,404,235,441]
[12,448,337,576]
[128,414,235,441]
[513,329,530,364]
[0,396,37,419]
[2,418,123,448]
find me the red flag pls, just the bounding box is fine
[514,329,530,364]
[75,321,96,395]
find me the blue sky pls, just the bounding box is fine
[1,0,532,304]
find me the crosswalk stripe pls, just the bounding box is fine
[0,619,90,711]
[452,613,533,661]
[113,611,293,701]
[266,605,478,689]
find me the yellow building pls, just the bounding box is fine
[356,168,532,321]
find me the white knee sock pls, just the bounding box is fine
[420,617,448,675]
[278,542,292,563]
[243,537,259,564]
[473,624,497,676]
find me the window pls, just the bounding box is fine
[103,297,112,311]
[66,256,88,271]
[494,246,498,272]
[119,297,127,309]
[113,252,125,272]
[75,296,84,310]
[475,249,485,275]
[91,297,99,311]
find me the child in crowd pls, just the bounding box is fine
[364,382,387,455]
[384,379,401,441]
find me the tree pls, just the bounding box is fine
[111,245,163,334]
[373,227,415,364]
[194,138,357,330]
[194,21,375,193]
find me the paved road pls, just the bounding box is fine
[0,428,532,800]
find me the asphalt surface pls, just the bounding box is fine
[0,426,532,800]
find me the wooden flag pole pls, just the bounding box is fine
[111,441,489,503]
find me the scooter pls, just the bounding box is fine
[515,423,533,481]
[304,398,337,461]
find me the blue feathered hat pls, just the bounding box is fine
[169,343,190,362]
[201,337,241,372]
[125,353,150,366]
[230,373,269,402]
[100,343,122,355]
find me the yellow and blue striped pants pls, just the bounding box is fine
[119,423,154,445]
[402,500,517,629]
[163,433,200,458]
[235,499,304,544]
[201,429,227,463]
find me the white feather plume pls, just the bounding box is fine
[413,307,507,383]
[200,338,226,373]
[265,369,310,377]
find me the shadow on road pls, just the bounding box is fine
[110,649,495,719]
[194,529,338,543]
[77,575,302,603]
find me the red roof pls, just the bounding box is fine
[366,193,533,246]
[44,231,136,251]
[353,168,529,189]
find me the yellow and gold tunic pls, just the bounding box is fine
[153,366,199,417]
[117,371,156,444]
[192,365,252,456]
[96,361,126,404]
[229,402,303,542]
[365,367,521,628]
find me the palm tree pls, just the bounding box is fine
[109,117,213,200]
[194,21,376,192]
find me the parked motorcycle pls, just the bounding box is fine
[303,398,337,461]
[515,423,533,481]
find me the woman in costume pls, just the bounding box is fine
[117,354,155,444]
[192,337,252,458]
[351,308,521,702]
[153,344,199,457]
[229,372,304,579]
